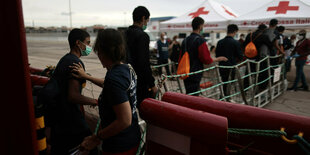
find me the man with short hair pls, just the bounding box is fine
[216,24,243,99]
[275,26,285,55]
[261,19,278,57]
[125,6,157,108]
[181,17,227,95]
[155,32,171,75]
[51,28,98,155]
[288,29,310,91]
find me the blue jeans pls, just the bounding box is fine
[292,60,308,88]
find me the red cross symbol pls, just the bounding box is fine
[267,1,299,14]
[188,7,209,18]
[222,6,237,17]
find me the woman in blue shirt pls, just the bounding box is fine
[70,29,141,154]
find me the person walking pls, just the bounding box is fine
[243,24,273,90]
[169,35,181,74]
[73,29,141,155]
[125,6,157,108]
[50,28,98,155]
[283,34,296,74]
[181,17,227,95]
[275,26,285,55]
[155,32,172,75]
[288,29,310,91]
[215,24,243,99]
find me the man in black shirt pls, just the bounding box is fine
[216,24,243,99]
[125,6,157,108]
[51,29,98,154]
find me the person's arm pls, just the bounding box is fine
[70,62,104,87]
[67,79,97,105]
[97,101,131,139]
[214,41,228,62]
[80,101,131,151]
[198,42,213,65]
[274,39,284,54]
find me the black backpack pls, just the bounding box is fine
[37,77,62,127]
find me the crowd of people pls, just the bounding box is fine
[41,4,310,154]
[155,18,310,95]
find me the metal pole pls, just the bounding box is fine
[69,0,72,29]
[215,65,226,101]
[246,61,254,106]
[267,57,273,103]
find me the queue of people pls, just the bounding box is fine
[43,4,309,153]
[156,18,309,95]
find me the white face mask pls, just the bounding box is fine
[164,35,167,40]
[298,35,305,40]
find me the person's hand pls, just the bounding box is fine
[70,62,88,79]
[217,56,228,62]
[80,135,100,151]
[150,86,158,98]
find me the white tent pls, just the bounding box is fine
[232,0,310,30]
[160,0,239,32]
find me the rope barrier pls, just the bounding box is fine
[228,128,287,137]
[155,55,286,105]
[151,62,178,69]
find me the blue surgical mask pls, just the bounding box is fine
[80,41,92,56]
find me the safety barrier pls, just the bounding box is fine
[151,55,286,107]
[140,98,228,155]
[161,92,310,154]
[32,85,48,155]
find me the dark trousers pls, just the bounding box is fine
[51,129,97,155]
[258,60,269,91]
[284,58,291,79]
[184,79,200,96]
[170,61,178,74]
[158,59,171,75]
[219,68,235,97]
[292,60,308,88]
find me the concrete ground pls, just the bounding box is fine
[264,60,310,117]
[27,39,310,121]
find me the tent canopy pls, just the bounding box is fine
[233,0,310,30]
[160,0,310,32]
[160,0,239,32]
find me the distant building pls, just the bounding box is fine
[148,16,175,37]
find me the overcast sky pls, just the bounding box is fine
[22,0,310,27]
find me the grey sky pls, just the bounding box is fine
[22,0,310,27]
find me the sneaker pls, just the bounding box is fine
[298,85,309,91]
[287,87,297,91]
[303,86,309,91]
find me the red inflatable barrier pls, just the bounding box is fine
[30,74,49,86]
[162,92,310,154]
[29,66,44,74]
[140,98,228,155]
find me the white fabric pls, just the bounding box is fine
[160,0,238,32]
[232,0,310,29]
[160,0,310,32]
